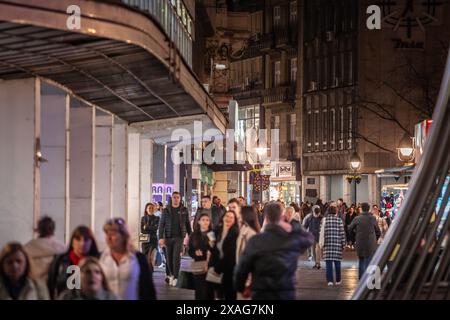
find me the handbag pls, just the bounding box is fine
[139,233,150,242]
[205,267,223,284]
[190,260,208,275]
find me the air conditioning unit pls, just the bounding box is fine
[309,81,317,91]
[326,31,335,42]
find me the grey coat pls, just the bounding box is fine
[348,212,381,258]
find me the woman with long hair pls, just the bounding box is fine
[188,213,214,300]
[345,206,357,248]
[47,225,99,299]
[0,242,49,300]
[236,206,260,299]
[209,210,239,300]
[58,257,117,300]
[141,202,160,267]
[100,217,156,300]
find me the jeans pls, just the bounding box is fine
[165,237,184,278]
[325,260,341,283]
[358,256,373,280]
[193,274,214,300]
[312,242,321,266]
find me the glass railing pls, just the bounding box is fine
[121,0,193,68]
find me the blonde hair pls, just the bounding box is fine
[103,218,136,253]
[79,257,112,292]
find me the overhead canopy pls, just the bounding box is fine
[375,165,415,178]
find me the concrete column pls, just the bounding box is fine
[94,112,113,250]
[173,161,180,195]
[140,138,153,215]
[212,172,228,202]
[319,175,328,202]
[69,102,95,233]
[112,119,127,219]
[0,78,40,248]
[127,132,140,248]
[40,86,69,244]
[368,174,379,205]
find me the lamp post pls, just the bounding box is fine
[349,151,362,205]
[397,133,415,166]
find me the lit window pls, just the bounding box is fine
[273,6,281,28]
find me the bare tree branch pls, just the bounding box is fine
[382,81,432,118]
[351,131,395,154]
[352,98,412,136]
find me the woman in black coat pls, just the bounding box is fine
[141,203,160,266]
[209,210,239,300]
[47,226,99,299]
[188,213,214,300]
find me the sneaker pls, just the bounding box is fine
[168,275,174,286]
[165,276,171,284]
[171,278,178,287]
[158,263,165,269]
[336,281,341,285]
[327,282,333,286]
[308,256,313,261]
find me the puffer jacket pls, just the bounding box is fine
[158,205,192,239]
[234,221,314,300]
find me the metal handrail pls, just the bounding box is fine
[352,48,450,300]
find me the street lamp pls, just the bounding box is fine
[397,133,415,165]
[348,151,362,205]
[350,151,362,171]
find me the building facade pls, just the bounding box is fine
[299,0,450,205]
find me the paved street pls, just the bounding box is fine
[154,249,359,300]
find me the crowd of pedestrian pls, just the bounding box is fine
[0,190,391,300]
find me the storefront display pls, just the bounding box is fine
[381,184,408,220]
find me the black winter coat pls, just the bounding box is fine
[158,205,192,239]
[234,221,314,300]
[188,231,211,262]
[209,225,239,275]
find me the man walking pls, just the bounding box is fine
[304,205,323,269]
[194,195,221,228]
[348,202,381,280]
[212,196,226,218]
[159,191,192,287]
[234,202,314,299]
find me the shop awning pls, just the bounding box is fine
[375,165,415,178]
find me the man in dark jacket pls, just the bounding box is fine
[158,191,192,287]
[213,196,226,219]
[348,202,381,279]
[194,195,221,228]
[304,205,323,269]
[234,202,314,300]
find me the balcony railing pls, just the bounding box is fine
[263,86,295,105]
[121,0,193,68]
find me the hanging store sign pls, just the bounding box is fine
[277,162,294,177]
